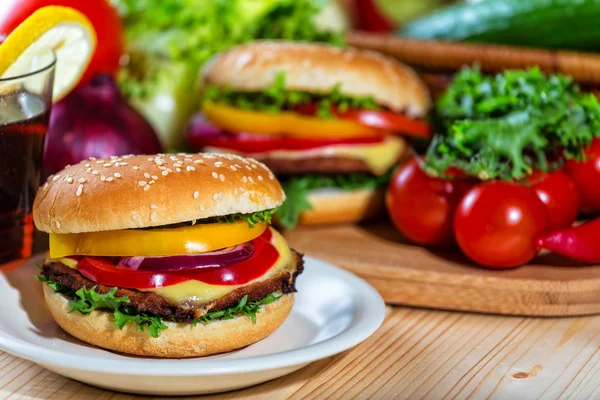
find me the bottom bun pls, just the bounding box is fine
[43,285,294,358]
[298,188,384,226]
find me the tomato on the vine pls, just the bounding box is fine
[386,159,474,246]
[565,138,600,214]
[527,170,579,231]
[0,0,124,85]
[454,181,549,268]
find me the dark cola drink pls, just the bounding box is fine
[0,91,49,263]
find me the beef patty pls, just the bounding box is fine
[42,250,304,323]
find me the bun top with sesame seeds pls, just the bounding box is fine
[202,40,431,118]
[33,153,285,234]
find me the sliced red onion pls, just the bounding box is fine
[117,242,254,272]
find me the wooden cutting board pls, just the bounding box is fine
[284,221,600,317]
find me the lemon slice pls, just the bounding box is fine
[0,6,97,101]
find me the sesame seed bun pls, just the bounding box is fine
[295,188,384,226]
[202,41,431,117]
[43,285,294,358]
[33,153,286,234]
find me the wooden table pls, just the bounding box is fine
[3,306,600,399]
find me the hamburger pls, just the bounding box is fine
[33,153,302,358]
[188,41,432,228]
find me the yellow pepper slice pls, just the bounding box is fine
[49,221,267,258]
[203,102,383,139]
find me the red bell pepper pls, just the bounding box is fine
[538,218,600,263]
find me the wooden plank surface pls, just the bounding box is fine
[3,307,600,399]
[284,222,600,317]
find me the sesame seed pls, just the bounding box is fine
[170,156,177,161]
[246,166,252,170]
[243,176,248,183]
[219,174,225,182]
[86,167,92,172]
[43,182,49,190]
[150,211,157,221]
[258,175,263,181]
[139,181,147,186]
[150,204,158,209]
[214,161,223,167]
[234,188,239,195]
[184,154,192,158]
[213,193,219,201]
[239,187,245,192]
[148,157,154,162]
[120,162,128,166]
[152,175,158,180]
[187,166,195,172]
[55,220,61,229]
[101,176,106,182]
[106,177,114,182]
[155,159,164,166]
[76,185,84,196]
[114,173,121,178]
[103,163,112,167]
[96,160,104,164]
[252,164,257,169]
[52,175,61,181]
[173,163,182,168]
[230,166,237,171]
[92,170,99,175]
[162,170,169,176]
[110,156,118,160]
[78,178,86,183]
[143,185,150,191]
[66,177,74,184]
[149,180,155,184]
[218,192,224,200]
[85,164,91,167]
[176,168,181,172]
[113,162,119,167]
[248,177,254,183]
[158,166,166,170]
[184,158,192,163]
[242,159,249,164]
[144,173,151,179]
[194,191,199,199]
[212,172,219,179]
[133,166,139,170]
[194,159,204,164]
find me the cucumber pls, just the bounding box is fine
[400,0,600,51]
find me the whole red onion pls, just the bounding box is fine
[43,74,162,180]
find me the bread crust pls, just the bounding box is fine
[43,285,294,358]
[33,153,285,234]
[298,188,384,225]
[202,41,431,117]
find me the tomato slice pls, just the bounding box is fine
[294,104,431,138]
[188,131,385,153]
[76,229,279,288]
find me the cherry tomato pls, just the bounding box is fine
[454,181,549,268]
[564,138,600,214]
[187,131,385,153]
[0,0,124,85]
[294,104,431,138]
[386,159,475,245]
[527,170,579,230]
[76,229,279,289]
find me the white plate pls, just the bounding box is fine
[0,255,385,395]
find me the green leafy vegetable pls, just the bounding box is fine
[277,172,392,229]
[37,276,165,338]
[113,0,344,100]
[193,293,282,325]
[216,209,278,228]
[204,71,379,118]
[427,67,600,180]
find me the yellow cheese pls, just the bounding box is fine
[45,228,294,304]
[206,135,405,176]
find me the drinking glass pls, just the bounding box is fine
[0,48,55,263]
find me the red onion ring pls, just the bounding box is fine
[117,242,255,272]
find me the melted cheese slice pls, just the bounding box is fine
[206,135,405,176]
[47,228,294,304]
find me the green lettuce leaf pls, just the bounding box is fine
[216,209,278,228]
[204,71,379,118]
[114,307,168,338]
[277,172,392,229]
[428,67,600,180]
[193,293,282,325]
